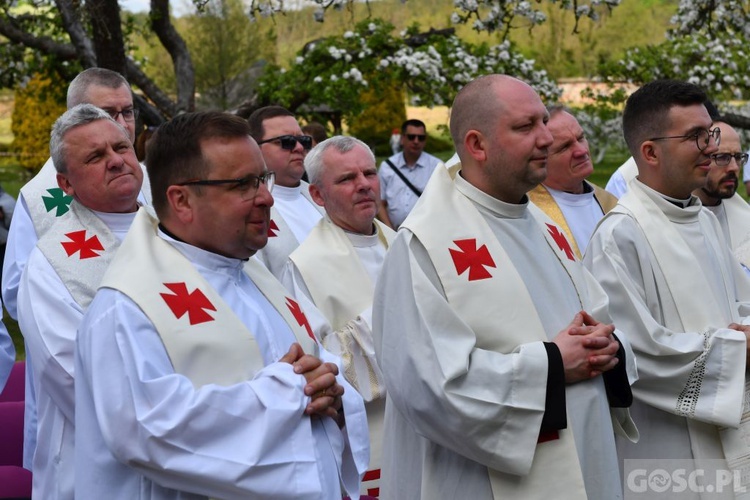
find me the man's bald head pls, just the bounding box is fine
[450,75,510,161]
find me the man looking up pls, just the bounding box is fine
[528,106,618,257]
[377,119,442,229]
[283,135,395,497]
[373,75,636,499]
[75,111,368,499]
[692,121,750,270]
[18,104,143,498]
[247,106,323,278]
[585,80,750,480]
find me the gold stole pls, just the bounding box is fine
[528,182,617,259]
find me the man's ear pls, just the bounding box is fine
[57,172,74,196]
[640,141,660,168]
[309,184,325,208]
[464,130,487,163]
[166,185,195,223]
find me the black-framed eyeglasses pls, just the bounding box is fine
[257,135,313,151]
[711,152,749,167]
[648,127,721,152]
[177,171,275,200]
[406,134,426,142]
[103,107,139,122]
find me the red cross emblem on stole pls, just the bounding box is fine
[160,282,217,325]
[267,219,279,237]
[285,297,317,343]
[545,223,575,261]
[61,230,104,259]
[449,238,496,281]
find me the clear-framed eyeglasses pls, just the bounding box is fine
[648,127,721,152]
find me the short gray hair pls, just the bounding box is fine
[305,135,375,186]
[67,68,131,108]
[50,104,125,174]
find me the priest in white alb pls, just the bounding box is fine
[18,104,144,499]
[584,80,750,495]
[282,135,395,497]
[74,111,368,499]
[691,121,750,271]
[247,106,324,278]
[373,74,637,500]
[528,106,618,258]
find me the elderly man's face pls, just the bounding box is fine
[310,145,379,235]
[258,115,307,188]
[545,111,593,193]
[83,84,137,143]
[57,119,142,213]
[703,122,742,201]
[188,136,274,259]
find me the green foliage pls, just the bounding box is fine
[349,85,407,156]
[11,73,66,173]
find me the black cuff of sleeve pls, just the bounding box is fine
[603,334,633,408]
[541,342,567,432]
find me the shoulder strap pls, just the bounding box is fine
[385,159,422,197]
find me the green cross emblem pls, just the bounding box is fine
[42,188,73,217]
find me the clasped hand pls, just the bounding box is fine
[553,311,620,384]
[280,343,344,421]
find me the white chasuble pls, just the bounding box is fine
[101,209,318,388]
[288,216,395,497]
[612,181,750,492]
[374,164,634,499]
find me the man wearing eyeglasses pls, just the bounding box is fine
[74,112,368,499]
[585,80,750,477]
[17,104,144,499]
[246,106,324,279]
[4,67,153,480]
[692,121,750,272]
[376,119,443,229]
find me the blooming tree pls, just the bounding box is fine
[255,18,560,124]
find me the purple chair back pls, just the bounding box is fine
[0,361,24,403]
[0,400,31,498]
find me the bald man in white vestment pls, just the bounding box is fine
[528,106,618,257]
[17,105,144,499]
[373,75,637,500]
[584,80,750,497]
[74,111,368,499]
[283,135,395,497]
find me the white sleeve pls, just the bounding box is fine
[604,169,626,199]
[3,195,37,320]
[18,248,81,422]
[373,231,552,476]
[76,288,333,499]
[584,215,746,427]
[284,260,385,402]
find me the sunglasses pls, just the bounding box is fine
[406,134,426,142]
[257,135,313,151]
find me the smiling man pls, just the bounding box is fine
[584,80,750,478]
[17,104,143,499]
[528,106,617,258]
[282,135,395,497]
[692,121,750,270]
[74,112,368,499]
